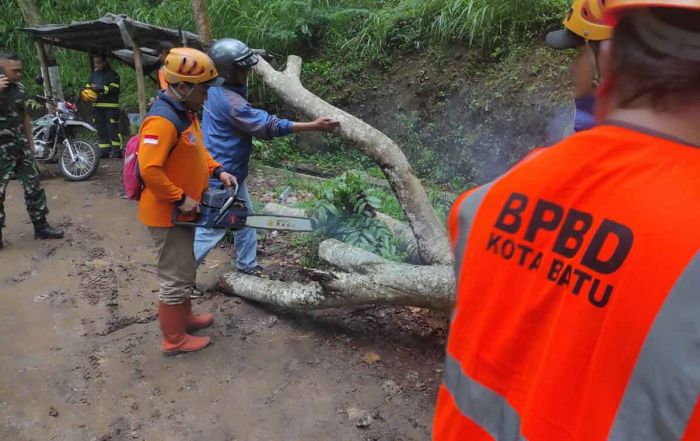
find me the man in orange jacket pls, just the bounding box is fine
[138,47,235,356]
[435,1,700,439]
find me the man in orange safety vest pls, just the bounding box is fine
[434,1,700,439]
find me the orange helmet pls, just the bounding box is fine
[547,0,613,49]
[566,0,614,40]
[606,0,700,12]
[162,47,223,86]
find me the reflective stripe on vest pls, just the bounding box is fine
[609,251,700,440]
[443,354,528,441]
[439,252,700,440]
[453,182,495,281]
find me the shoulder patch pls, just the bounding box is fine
[143,135,159,145]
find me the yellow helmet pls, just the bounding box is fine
[162,47,224,87]
[547,0,613,49]
[80,88,97,103]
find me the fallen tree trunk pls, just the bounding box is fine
[224,56,460,313]
[253,56,451,266]
[219,239,455,312]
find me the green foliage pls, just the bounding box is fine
[290,233,321,267]
[428,188,454,223]
[252,134,383,178]
[312,171,407,262]
[394,111,438,178]
[423,0,566,49]
[253,137,300,166]
[342,0,567,57]
[2,0,568,109]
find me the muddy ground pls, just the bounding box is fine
[0,161,448,441]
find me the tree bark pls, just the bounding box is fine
[252,56,452,266]
[132,47,147,119]
[17,0,63,99]
[34,40,54,102]
[219,239,455,312]
[191,0,215,48]
[16,0,42,26]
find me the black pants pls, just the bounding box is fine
[94,107,121,153]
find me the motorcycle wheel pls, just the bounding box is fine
[59,139,100,181]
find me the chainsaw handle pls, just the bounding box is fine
[171,182,238,228]
[215,181,239,224]
[225,180,239,199]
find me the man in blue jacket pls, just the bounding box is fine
[195,39,338,276]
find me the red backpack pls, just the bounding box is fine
[123,135,143,200]
[122,133,182,200]
[123,98,188,200]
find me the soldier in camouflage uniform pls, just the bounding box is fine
[0,52,63,249]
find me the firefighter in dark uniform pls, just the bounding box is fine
[0,52,63,249]
[85,54,121,158]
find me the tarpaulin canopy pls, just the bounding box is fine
[22,13,205,117]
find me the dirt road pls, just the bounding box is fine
[0,162,446,441]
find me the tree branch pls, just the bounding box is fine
[219,239,455,312]
[253,57,452,265]
[284,55,302,79]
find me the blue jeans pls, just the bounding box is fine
[194,180,257,270]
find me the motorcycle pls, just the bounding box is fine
[31,79,100,181]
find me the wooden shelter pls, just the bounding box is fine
[22,13,203,118]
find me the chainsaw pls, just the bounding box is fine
[172,183,314,232]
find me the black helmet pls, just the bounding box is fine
[208,38,259,84]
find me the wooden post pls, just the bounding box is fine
[191,0,214,47]
[35,40,54,100]
[132,46,147,119]
[115,17,147,119]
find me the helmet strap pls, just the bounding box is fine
[585,39,601,89]
[168,83,196,103]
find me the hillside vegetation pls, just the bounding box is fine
[4,0,566,106]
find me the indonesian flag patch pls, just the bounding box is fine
[143,135,159,145]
